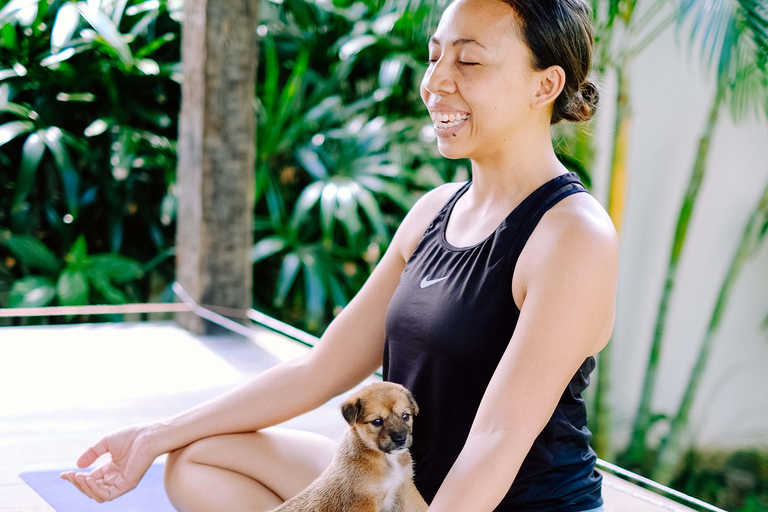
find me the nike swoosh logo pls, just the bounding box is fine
[420,275,449,288]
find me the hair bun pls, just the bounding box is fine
[579,80,599,107]
[567,79,599,122]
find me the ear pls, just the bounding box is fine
[405,390,419,416]
[531,64,565,109]
[341,398,363,426]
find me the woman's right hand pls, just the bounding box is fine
[59,423,160,503]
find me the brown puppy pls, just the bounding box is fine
[268,382,428,512]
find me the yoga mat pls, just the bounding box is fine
[19,463,176,511]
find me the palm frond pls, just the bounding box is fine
[674,0,768,120]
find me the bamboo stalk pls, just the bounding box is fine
[624,86,725,468]
[652,175,768,483]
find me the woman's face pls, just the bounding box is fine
[420,0,556,160]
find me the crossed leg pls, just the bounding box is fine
[163,427,337,512]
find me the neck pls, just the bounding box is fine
[465,124,567,213]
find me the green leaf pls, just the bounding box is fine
[9,276,56,307]
[0,232,61,274]
[320,181,337,242]
[1,23,17,51]
[43,127,79,216]
[338,34,378,61]
[303,253,326,330]
[51,2,80,50]
[56,269,89,306]
[355,185,388,240]
[251,236,287,264]
[85,254,144,282]
[90,274,128,304]
[135,32,175,59]
[296,146,328,179]
[11,130,45,211]
[262,33,279,118]
[0,120,35,146]
[0,0,39,26]
[0,101,33,118]
[274,252,300,308]
[76,2,134,68]
[291,181,324,231]
[274,45,310,139]
[67,235,88,267]
[336,182,363,245]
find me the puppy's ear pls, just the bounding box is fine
[405,390,419,416]
[341,398,364,426]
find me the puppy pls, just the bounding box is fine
[269,381,428,512]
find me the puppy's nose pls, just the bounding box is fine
[390,433,406,446]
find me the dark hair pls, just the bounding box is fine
[500,0,599,124]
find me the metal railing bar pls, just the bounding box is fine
[0,303,189,317]
[596,458,728,512]
[171,282,258,339]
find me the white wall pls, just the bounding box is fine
[589,14,768,451]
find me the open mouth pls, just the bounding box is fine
[431,112,470,129]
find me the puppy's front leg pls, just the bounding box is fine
[397,480,429,512]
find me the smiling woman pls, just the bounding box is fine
[385,0,614,511]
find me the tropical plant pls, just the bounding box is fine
[1,231,144,307]
[0,0,183,310]
[624,0,768,473]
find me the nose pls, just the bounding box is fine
[422,58,456,96]
[391,433,406,446]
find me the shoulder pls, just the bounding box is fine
[392,181,467,264]
[515,191,619,347]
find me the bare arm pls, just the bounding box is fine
[145,185,458,456]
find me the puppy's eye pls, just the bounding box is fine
[371,418,383,427]
[402,413,411,421]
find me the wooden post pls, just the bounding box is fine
[175,0,257,334]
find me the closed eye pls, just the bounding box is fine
[427,60,479,66]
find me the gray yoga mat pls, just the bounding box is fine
[19,463,176,511]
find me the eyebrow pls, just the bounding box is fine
[428,37,488,50]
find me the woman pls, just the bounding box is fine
[60,0,618,510]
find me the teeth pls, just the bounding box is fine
[430,111,470,128]
[434,117,468,128]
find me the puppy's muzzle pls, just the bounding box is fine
[390,432,407,447]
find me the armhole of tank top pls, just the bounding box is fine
[503,183,589,307]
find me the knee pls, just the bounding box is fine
[163,444,198,497]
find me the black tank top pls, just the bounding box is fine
[383,172,603,512]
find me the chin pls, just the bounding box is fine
[437,143,471,160]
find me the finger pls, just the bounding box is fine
[60,472,78,487]
[65,473,89,498]
[74,473,98,500]
[70,473,91,498]
[85,477,107,503]
[88,466,105,481]
[78,437,109,468]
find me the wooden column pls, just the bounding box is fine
[175,0,257,334]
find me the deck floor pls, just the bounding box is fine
[0,321,696,512]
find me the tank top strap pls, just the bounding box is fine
[501,173,589,281]
[421,179,473,238]
[439,179,473,220]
